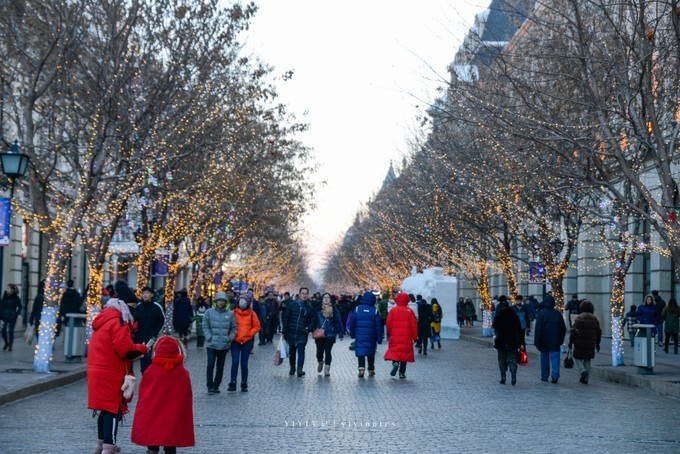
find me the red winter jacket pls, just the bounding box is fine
[87,307,148,415]
[132,336,195,448]
[384,293,418,363]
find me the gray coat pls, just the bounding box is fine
[202,306,237,350]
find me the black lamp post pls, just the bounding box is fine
[0,140,31,294]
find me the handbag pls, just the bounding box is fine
[312,316,327,340]
[564,347,574,369]
[517,345,528,366]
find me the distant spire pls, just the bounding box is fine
[381,161,396,191]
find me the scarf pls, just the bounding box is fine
[322,302,333,318]
[106,298,134,324]
[152,354,186,371]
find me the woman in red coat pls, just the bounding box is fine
[384,292,418,379]
[132,336,195,453]
[88,297,148,454]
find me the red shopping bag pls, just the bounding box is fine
[517,345,528,366]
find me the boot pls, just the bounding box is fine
[418,346,422,355]
[430,342,434,350]
[358,367,365,378]
[102,444,115,454]
[317,361,323,373]
[368,369,375,377]
[227,381,236,392]
[499,373,506,385]
[324,364,331,376]
[390,362,399,377]
[94,440,104,454]
[7,343,11,352]
[438,341,441,349]
[241,382,248,392]
[511,371,517,386]
[289,365,295,376]
[2,342,7,351]
[296,367,305,377]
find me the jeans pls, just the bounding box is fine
[230,339,254,383]
[258,321,267,345]
[497,349,518,377]
[97,410,121,445]
[540,350,561,380]
[357,355,375,370]
[266,317,279,343]
[628,331,635,347]
[140,351,152,374]
[206,348,228,389]
[288,341,307,369]
[315,338,336,365]
[575,358,591,375]
[196,335,205,348]
[656,323,664,343]
[1,318,17,345]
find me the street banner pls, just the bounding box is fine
[529,261,545,284]
[0,198,10,246]
[152,254,169,276]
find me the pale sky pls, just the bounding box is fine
[244,1,490,282]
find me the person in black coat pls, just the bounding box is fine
[134,286,166,373]
[0,284,22,351]
[29,280,45,339]
[172,289,193,345]
[416,295,433,355]
[534,295,567,383]
[492,300,524,385]
[59,279,82,326]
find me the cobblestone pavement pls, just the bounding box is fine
[1,336,679,453]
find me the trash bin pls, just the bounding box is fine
[632,323,655,375]
[63,313,87,362]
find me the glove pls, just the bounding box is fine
[121,374,136,400]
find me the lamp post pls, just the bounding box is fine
[0,140,31,290]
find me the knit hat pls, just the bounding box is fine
[114,280,138,305]
[214,291,228,302]
[359,291,374,305]
[152,336,186,371]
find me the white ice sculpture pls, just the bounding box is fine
[400,267,459,340]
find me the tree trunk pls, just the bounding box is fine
[163,249,180,335]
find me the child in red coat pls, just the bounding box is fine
[132,336,195,453]
[384,292,418,379]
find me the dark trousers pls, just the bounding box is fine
[288,341,306,369]
[656,323,664,343]
[628,331,635,347]
[417,335,428,353]
[497,349,518,377]
[140,351,152,374]
[357,355,375,370]
[196,335,205,348]
[97,410,121,445]
[149,447,176,454]
[392,361,407,374]
[266,317,279,343]
[315,337,336,365]
[206,348,228,389]
[664,332,679,352]
[1,318,17,345]
[230,339,254,383]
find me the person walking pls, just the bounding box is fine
[173,290,193,345]
[661,298,679,354]
[378,293,389,340]
[384,292,418,379]
[512,294,530,336]
[568,300,601,384]
[492,297,524,385]
[565,294,580,328]
[29,280,45,341]
[534,294,566,383]
[229,296,260,392]
[264,291,280,344]
[87,297,148,454]
[193,297,209,349]
[282,287,315,377]
[133,286,166,373]
[350,291,383,378]
[465,298,476,327]
[622,305,638,347]
[59,279,82,325]
[0,284,22,352]
[430,298,443,350]
[636,295,657,343]
[652,290,666,346]
[314,293,344,376]
[416,295,433,355]
[131,336,195,454]
[456,297,465,328]
[202,292,237,394]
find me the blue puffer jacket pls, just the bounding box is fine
[534,297,566,352]
[350,292,383,356]
[635,303,656,326]
[282,299,314,345]
[316,307,343,339]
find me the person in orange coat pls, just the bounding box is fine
[384,292,418,379]
[229,295,261,392]
[88,295,148,454]
[131,336,195,453]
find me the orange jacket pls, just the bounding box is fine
[234,307,261,343]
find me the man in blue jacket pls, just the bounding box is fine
[282,287,315,377]
[534,295,566,383]
[350,291,383,378]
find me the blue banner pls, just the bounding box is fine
[152,254,169,276]
[529,261,545,284]
[0,198,10,246]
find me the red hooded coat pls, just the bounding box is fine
[384,293,419,363]
[131,336,195,448]
[87,307,148,415]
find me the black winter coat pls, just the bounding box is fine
[59,288,82,319]
[133,300,165,343]
[492,305,524,351]
[534,303,566,352]
[416,301,433,338]
[30,292,45,327]
[281,299,314,345]
[0,293,21,321]
[569,313,602,359]
[173,297,193,332]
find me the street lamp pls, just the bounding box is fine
[1,140,30,197]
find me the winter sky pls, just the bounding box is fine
[244,1,490,282]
